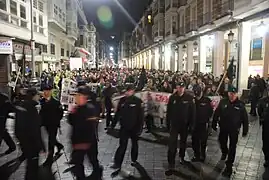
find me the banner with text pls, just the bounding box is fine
[112,91,221,119]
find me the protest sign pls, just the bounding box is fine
[60,78,77,111]
[112,91,221,119]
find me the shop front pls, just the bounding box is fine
[42,54,57,72]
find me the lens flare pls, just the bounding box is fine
[97,6,112,23]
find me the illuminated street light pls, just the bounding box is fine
[228,30,234,44]
[257,21,268,36]
[109,52,113,56]
[110,46,114,51]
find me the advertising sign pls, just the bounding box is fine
[0,38,13,54]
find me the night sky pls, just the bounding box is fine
[83,0,152,46]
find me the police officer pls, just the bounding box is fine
[39,86,64,166]
[249,82,260,116]
[15,88,45,180]
[166,82,195,171]
[68,86,103,180]
[102,82,115,130]
[257,91,269,167]
[0,92,16,154]
[212,86,249,177]
[111,84,144,169]
[192,87,213,162]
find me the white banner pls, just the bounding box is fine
[112,91,221,119]
[60,78,77,111]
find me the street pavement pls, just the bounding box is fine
[0,113,268,180]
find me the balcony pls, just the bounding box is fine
[190,20,197,31]
[214,0,234,20]
[67,25,78,41]
[179,0,187,7]
[178,27,185,36]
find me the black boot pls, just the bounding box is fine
[222,166,232,177]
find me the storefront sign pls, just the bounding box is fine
[0,39,13,54]
[43,55,56,62]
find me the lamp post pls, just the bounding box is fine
[30,0,37,83]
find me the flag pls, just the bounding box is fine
[227,56,235,81]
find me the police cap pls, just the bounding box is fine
[43,86,53,91]
[126,84,135,91]
[228,85,238,93]
[26,88,39,97]
[77,86,91,96]
[176,81,185,87]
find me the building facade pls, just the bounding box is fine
[118,32,131,67]
[128,0,269,92]
[0,0,48,76]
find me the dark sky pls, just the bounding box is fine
[83,0,152,45]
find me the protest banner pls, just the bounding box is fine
[60,78,77,111]
[112,91,221,119]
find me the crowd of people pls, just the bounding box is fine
[1,67,269,180]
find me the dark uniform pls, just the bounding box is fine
[167,85,195,167]
[257,96,269,167]
[40,89,64,166]
[249,83,260,116]
[68,86,103,180]
[15,88,44,180]
[212,87,248,177]
[102,83,115,129]
[192,88,213,162]
[0,93,16,154]
[112,85,144,168]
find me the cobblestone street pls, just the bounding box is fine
[0,114,268,180]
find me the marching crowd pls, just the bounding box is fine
[0,67,269,180]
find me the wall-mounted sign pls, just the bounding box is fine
[0,38,13,54]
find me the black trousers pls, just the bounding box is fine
[44,126,63,162]
[72,142,102,180]
[105,105,112,128]
[114,129,139,166]
[0,128,16,150]
[145,114,154,131]
[192,124,208,159]
[218,129,239,166]
[17,137,39,180]
[168,126,188,165]
[262,126,269,161]
[250,100,258,115]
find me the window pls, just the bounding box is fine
[10,0,17,15]
[20,20,27,28]
[66,50,70,57]
[33,12,37,23]
[250,38,263,60]
[33,0,37,9]
[80,35,84,46]
[43,45,47,53]
[50,44,55,55]
[34,25,38,32]
[39,27,44,34]
[0,0,7,11]
[38,1,43,12]
[20,5,26,19]
[39,15,43,26]
[61,48,64,56]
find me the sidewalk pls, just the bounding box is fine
[0,115,267,180]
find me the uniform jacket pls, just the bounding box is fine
[15,99,44,152]
[39,97,63,127]
[68,102,99,144]
[212,98,249,135]
[194,96,213,126]
[258,97,269,127]
[166,92,195,129]
[116,95,144,132]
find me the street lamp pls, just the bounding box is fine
[30,0,37,83]
[193,41,198,51]
[182,44,187,52]
[110,46,114,51]
[257,21,268,36]
[228,30,234,44]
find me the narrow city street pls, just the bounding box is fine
[0,113,267,180]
